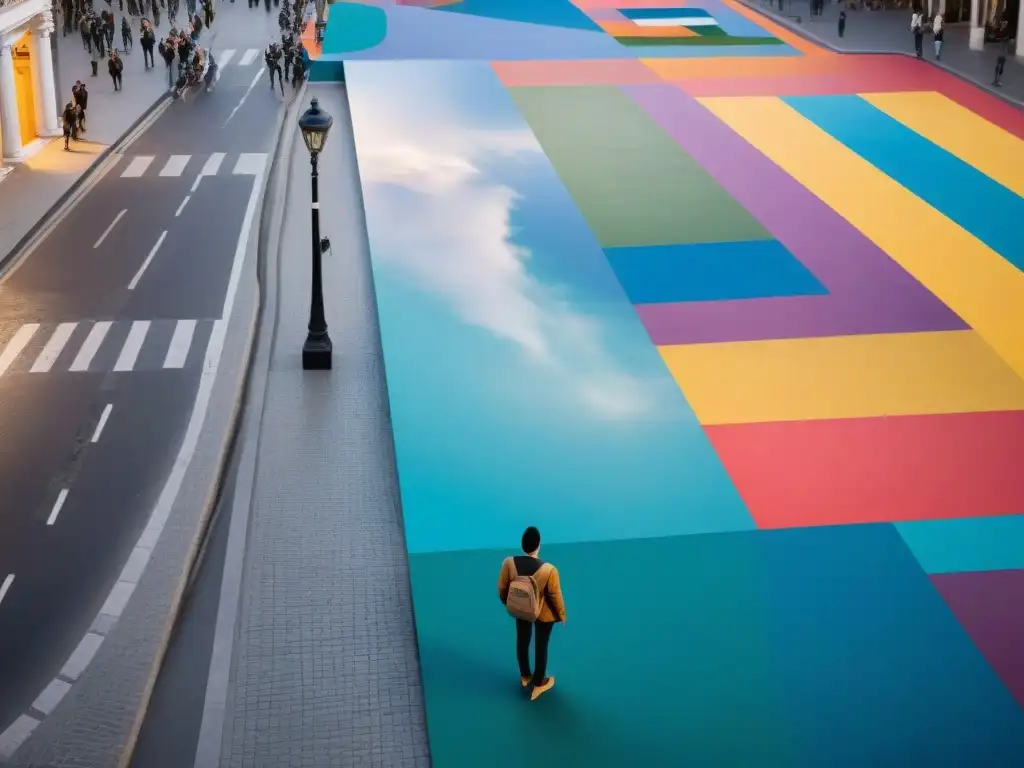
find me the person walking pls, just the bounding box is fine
[838,7,846,37]
[497,526,566,702]
[159,34,177,88]
[80,13,92,51]
[121,16,133,52]
[265,42,284,94]
[75,82,89,132]
[994,36,1014,87]
[62,100,78,149]
[911,8,924,58]
[109,50,124,90]
[932,13,943,58]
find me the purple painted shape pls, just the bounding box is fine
[931,570,1024,710]
[621,84,967,344]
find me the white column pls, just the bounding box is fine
[0,42,24,161]
[32,17,60,137]
[969,0,985,50]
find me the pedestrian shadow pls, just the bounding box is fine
[22,139,106,174]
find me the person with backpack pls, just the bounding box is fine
[497,526,566,701]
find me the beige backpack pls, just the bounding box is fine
[505,560,552,622]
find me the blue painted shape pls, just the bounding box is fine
[896,515,1024,574]
[321,1,386,52]
[620,7,712,18]
[438,0,601,31]
[604,241,828,303]
[344,60,754,554]
[409,525,1024,766]
[757,524,1024,764]
[332,4,625,60]
[698,0,783,36]
[784,95,1024,273]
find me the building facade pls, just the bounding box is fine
[0,0,61,174]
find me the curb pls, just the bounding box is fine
[117,86,303,768]
[736,0,1024,109]
[0,91,171,275]
[191,79,308,768]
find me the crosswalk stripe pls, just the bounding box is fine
[159,155,192,177]
[113,321,150,372]
[69,321,112,372]
[121,156,154,178]
[0,324,39,377]
[200,152,225,177]
[232,153,267,176]
[163,319,196,369]
[217,48,236,67]
[238,48,258,66]
[30,323,77,373]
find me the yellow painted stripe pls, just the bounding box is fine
[660,331,1024,425]
[699,95,1024,384]
[862,91,1024,198]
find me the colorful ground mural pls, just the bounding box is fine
[333,0,1024,763]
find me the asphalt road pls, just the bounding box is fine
[0,0,289,739]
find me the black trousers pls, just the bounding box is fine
[516,620,554,685]
[913,32,923,57]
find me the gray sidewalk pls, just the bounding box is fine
[743,0,1024,106]
[202,83,430,768]
[0,10,171,263]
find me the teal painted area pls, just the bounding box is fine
[896,515,1024,574]
[784,95,1024,272]
[436,0,601,31]
[308,59,346,82]
[604,241,828,303]
[321,2,387,52]
[345,60,753,554]
[410,526,1024,767]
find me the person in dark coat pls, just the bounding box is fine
[109,50,124,90]
[75,82,89,132]
[62,101,78,149]
[159,34,177,88]
[140,19,156,67]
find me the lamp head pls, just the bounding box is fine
[298,97,333,156]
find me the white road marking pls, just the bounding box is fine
[91,404,113,443]
[120,155,155,178]
[159,154,192,177]
[128,230,167,290]
[93,209,127,249]
[60,632,104,681]
[164,319,197,369]
[0,715,40,759]
[69,321,112,372]
[30,322,77,373]
[99,580,135,618]
[31,679,72,716]
[223,68,265,128]
[176,195,191,217]
[238,47,258,65]
[216,48,235,67]
[0,324,39,377]
[46,489,69,526]
[633,15,718,25]
[113,321,150,371]
[191,152,225,192]
[233,153,267,176]
[0,574,13,605]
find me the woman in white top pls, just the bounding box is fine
[933,13,944,59]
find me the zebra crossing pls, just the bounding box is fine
[118,152,267,179]
[214,48,262,69]
[0,320,213,376]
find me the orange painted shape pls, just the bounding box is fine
[675,70,937,97]
[491,59,664,86]
[600,20,698,37]
[301,16,323,59]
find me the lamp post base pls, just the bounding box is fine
[302,333,333,370]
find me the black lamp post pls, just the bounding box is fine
[298,97,334,370]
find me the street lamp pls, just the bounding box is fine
[298,97,334,370]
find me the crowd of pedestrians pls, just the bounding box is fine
[263,0,307,95]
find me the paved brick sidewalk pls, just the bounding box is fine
[742,0,1024,106]
[0,8,171,263]
[211,83,431,768]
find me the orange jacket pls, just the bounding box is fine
[497,556,567,623]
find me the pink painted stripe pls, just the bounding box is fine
[676,70,936,97]
[622,84,965,344]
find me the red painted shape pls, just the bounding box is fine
[676,71,936,97]
[705,411,1024,529]
[931,570,1024,709]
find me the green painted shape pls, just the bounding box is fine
[695,24,728,35]
[617,34,785,45]
[321,2,387,54]
[409,536,796,767]
[508,85,770,247]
